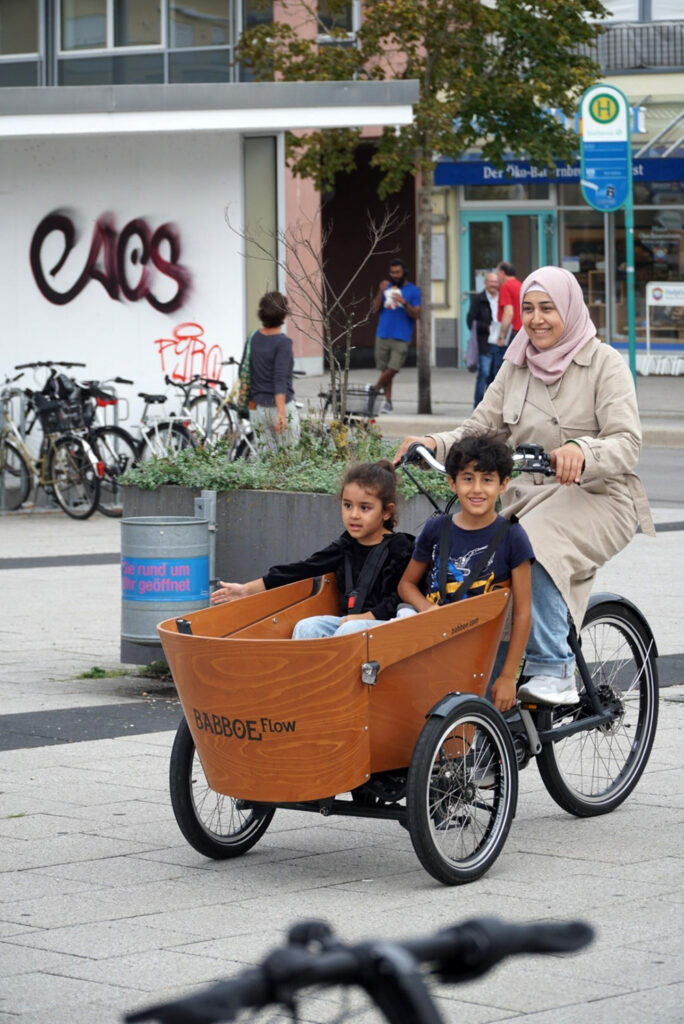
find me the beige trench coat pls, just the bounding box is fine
[429,338,655,630]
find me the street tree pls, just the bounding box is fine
[227,205,406,419]
[238,0,608,412]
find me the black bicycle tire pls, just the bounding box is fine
[536,602,659,817]
[407,698,518,885]
[90,425,139,517]
[169,718,275,859]
[0,438,32,511]
[47,434,100,520]
[141,420,197,459]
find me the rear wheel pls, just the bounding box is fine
[169,718,275,859]
[90,426,138,517]
[187,392,233,440]
[48,435,100,519]
[407,698,518,885]
[0,439,31,511]
[536,602,658,817]
[142,420,197,459]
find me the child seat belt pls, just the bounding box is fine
[344,535,392,614]
[437,515,513,606]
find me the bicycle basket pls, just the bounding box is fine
[325,384,377,418]
[33,393,83,433]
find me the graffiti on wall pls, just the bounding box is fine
[155,322,224,382]
[30,212,191,312]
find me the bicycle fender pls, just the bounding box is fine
[586,592,659,658]
[425,691,497,721]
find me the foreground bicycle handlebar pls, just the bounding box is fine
[125,917,592,1024]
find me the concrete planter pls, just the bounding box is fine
[122,485,434,584]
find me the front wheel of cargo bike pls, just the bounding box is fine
[406,698,518,885]
[169,719,275,859]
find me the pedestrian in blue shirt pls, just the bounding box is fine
[372,259,421,414]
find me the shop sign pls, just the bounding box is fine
[646,282,684,306]
[433,156,684,188]
[580,84,631,212]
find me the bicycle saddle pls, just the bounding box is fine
[138,393,167,404]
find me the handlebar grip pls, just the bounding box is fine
[115,377,134,385]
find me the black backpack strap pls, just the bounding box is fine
[451,517,512,603]
[437,514,453,606]
[344,535,392,614]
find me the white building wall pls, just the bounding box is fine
[1,131,245,419]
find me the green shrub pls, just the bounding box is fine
[122,416,451,501]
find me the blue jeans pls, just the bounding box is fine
[487,343,505,385]
[292,614,381,639]
[474,351,492,407]
[489,562,575,688]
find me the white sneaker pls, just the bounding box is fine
[517,674,580,706]
[380,400,393,414]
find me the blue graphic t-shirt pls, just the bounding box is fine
[413,514,534,603]
[376,282,421,343]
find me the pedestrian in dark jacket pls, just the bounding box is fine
[466,271,500,407]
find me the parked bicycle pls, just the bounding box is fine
[166,371,258,460]
[125,915,593,1024]
[1,362,102,518]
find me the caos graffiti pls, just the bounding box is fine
[29,211,191,312]
[155,322,223,382]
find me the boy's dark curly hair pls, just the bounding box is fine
[445,435,514,482]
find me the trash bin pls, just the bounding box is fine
[121,516,210,662]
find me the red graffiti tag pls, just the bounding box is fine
[30,212,191,313]
[155,323,223,382]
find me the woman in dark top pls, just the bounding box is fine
[248,290,300,447]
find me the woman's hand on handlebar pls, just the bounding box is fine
[393,435,436,466]
[550,443,584,486]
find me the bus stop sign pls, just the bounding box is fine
[580,85,631,212]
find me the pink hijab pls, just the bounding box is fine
[504,266,597,384]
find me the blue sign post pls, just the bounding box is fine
[580,84,636,382]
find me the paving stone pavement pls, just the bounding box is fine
[1,365,683,1022]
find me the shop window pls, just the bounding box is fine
[168,48,231,81]
[558,183,584,206]
[633,180,684,206]
[463,184,549,202]
[169,0,231,48]
[0,0,38,54]
[559,210,607,336]
[614,206,684,339]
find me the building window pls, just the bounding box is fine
[61,0,161,51]
[0,0,38,54]
[603,1,683,20]
[317,1,359,42]
[169,0,230,49]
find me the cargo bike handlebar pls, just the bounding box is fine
[125,916,593,1024]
